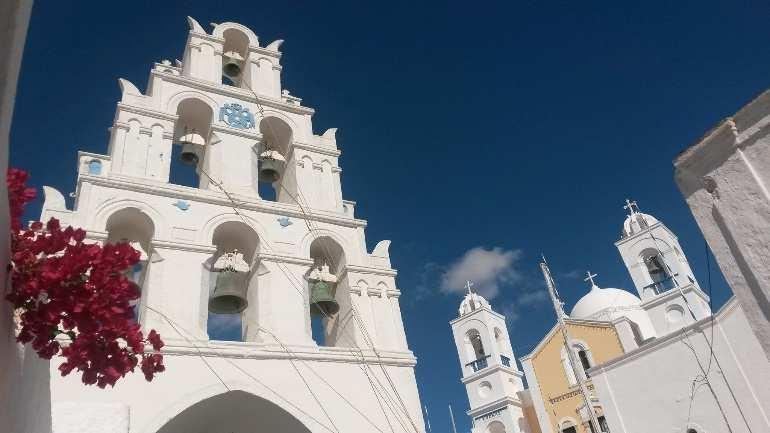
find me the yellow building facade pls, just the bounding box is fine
[520,319,625,433]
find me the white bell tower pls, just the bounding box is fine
[615,199,711,336]
[41,17,426,433]
[450,282,532,433]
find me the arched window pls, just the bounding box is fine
[494,327,512,367]
[562,342,593,385]
[578,349,592,375]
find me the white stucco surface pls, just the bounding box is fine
[675,90,770,359]
[0,2,53,433]
[589,298,770,433]
[53,403,129,433]
[44,17,426,433]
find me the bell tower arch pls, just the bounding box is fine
[450,283,532,433]
[44,17,426,433]
[615,199,711,336]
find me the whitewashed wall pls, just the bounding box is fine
[0,2,53,433]
[589,299,770,433]
[675,91,770,360]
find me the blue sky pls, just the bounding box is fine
[10,1,770,432]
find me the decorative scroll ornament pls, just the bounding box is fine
[219,103,255,129]
[213,249,250,273]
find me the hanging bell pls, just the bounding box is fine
[222,50,244,79]
[258,150,287,183]
[177,132,206,166]
[309,279,340,316]
[209,270,248,314]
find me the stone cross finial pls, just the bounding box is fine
[584,271,598,287]
[624,198,639,215]
[465,280,474,295]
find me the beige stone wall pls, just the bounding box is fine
[530,322,623,433]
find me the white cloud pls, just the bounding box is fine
[518,289,548,306]
[440,247,523,299]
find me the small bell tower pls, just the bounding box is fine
[450,282,532,433]
[615,199,711,336]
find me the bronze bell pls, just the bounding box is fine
[258,150,286,183]
[309,280,339,316]
[209,270,248,314]
[177,132,205,166]
[222,50,244,80]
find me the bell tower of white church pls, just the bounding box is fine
[42,17,425,433]
[615,199,711,336]
[450,283,532,433]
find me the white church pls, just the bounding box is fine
[449,201,770,433]
[40,17,427,433]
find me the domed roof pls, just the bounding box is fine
[620,199,661,238]
[459,291,490,316]
[571,284,642,320]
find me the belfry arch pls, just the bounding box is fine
[172,97,215,188]
[105,207,155,321]
[257,115,294,201]
[307,236,358,347]
[205,221,261,341]
[156,390,312,433]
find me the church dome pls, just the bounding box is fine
[459,291,490,316]
[621,212,659,238]
[570,284,642,320]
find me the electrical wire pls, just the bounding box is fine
[232,81,423,432]
[143,305,341,433]
[195,164,418,433]
[635,207,752,433]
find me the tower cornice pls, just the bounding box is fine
[151,70,315,115]
[77,175,368,229]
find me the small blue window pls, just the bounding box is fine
[88,160,102,175]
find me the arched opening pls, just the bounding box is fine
[307,236,349,347]
[641,248,676,295]
[221,28,249,86]
[494,327,511,367]
[207,221,259,341]
[464,328,489,372]
[257,117,293,202]
[171,98,213,189]
[577,348,592,377]
[561,346,578,386]
[157,390,312,433]
[487,420,506,433]
[105,208,155,321]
